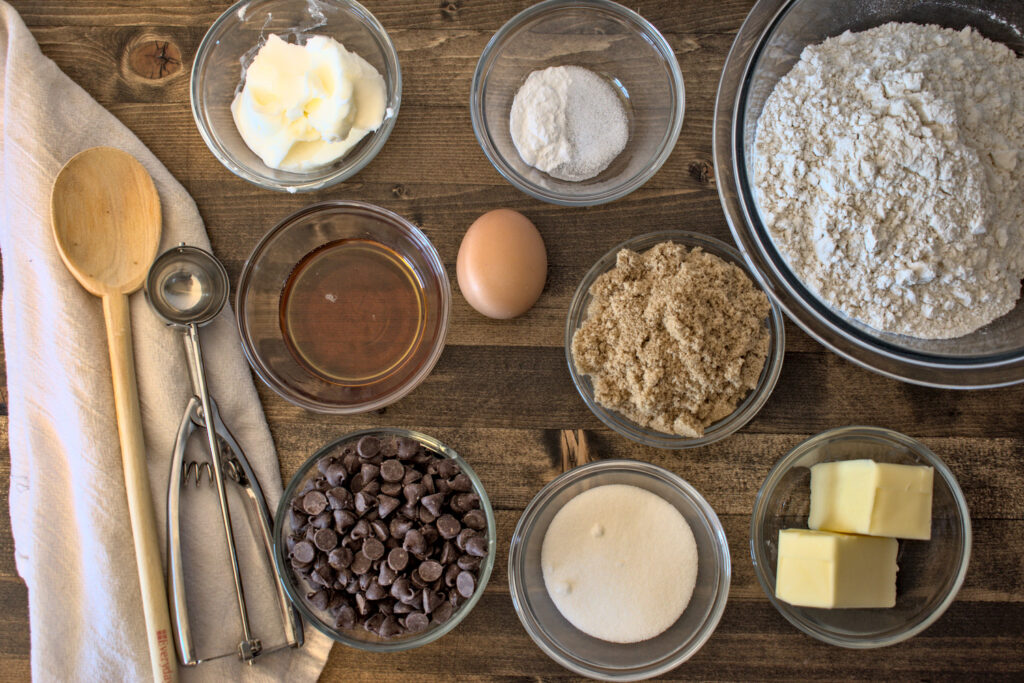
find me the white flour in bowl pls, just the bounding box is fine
[754,22,1024,339]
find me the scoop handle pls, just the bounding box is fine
[102,292,178,683]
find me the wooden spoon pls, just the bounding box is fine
[51,147,177,682]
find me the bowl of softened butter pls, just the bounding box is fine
[192,0,400,192]
[750,426,971,648]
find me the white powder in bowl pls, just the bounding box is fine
[541,484,698,643]
[510,65,629,182]
[754,23,1024,339]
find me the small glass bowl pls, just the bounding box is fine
[750,426,972,648]
[191,0,401,192]
[471,0,684,206]
[508,460,730,680]
[273,428,497,651]
[236,201,450,413]
[566,231,785,449]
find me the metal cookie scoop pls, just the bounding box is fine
[145,244,303,665]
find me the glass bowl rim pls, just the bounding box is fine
[565,230,786,449]
[469,0,685,207]
[190,0,402,193]
[235,200,451,414]
[748,424,973,648]
[272,427,497,652]
[713,0,1024,388]
[507,458,731,680]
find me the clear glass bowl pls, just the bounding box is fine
[470,0,684,206]
[750,426,972,648]
[273,428,496,651]
[191,0,401,192]
[236,201,450,413]
[713,0,1024,388]
[565,231,785,449]
[508,460,730,680]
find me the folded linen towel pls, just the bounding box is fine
[0,3,332,680]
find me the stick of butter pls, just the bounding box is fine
[775,529,898,608]
[809,459,933,540]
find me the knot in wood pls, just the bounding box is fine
[689,160,714,185]
[440,1,461,20]
[127,40,182,80]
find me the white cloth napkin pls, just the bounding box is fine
[0,3,332,680]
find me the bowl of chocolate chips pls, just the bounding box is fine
[273,428,496,650]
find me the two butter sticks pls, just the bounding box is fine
[776,459,934,609]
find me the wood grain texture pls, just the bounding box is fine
[2,0,1024,681]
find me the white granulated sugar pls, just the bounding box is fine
[754,23,1024,339]
[540,484,698,644]
[510,65,628,182]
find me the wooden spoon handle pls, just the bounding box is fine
[102,293,178,683]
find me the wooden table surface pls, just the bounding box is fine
[2,0,1023,680]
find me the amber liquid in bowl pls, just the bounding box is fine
[280,239,426,385]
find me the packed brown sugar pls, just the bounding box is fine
[571,241,770,437]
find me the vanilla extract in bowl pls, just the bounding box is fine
[280,238,427,386]
[236,200,450,414]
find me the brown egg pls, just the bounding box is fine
[457,209,547,319]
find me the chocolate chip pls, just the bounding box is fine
[462,509,486,530]
[402,468,423,485]
[379,615,402,638]
[378,562,398,586]
[403,529,427,556]
[377,494,400,519]
[418,560,443,582]
[308,589,329,611]
[314,528,338,551]
[328,547,353,570]
[465,535,488,558]
[360,462,380,483]
[422,589,443,614]
[357,435,381,458]
[449,474,473,492]
[389,517,413,540]
[364,612,384,632]
[444,563,460,588]
[421,492,444,517]
[333,509,356,533]
[371,519,389,541]
[457,554,481,571]
[451,492,479,513]
[365,579,388,601]
[362,537,385,561]
[335,604,356,630]
[380,459,404,482]
[326,462,348,488]
[455,528,475,552]
[388,547,409,572]
[433,601,454,623]
[350,519,370,540]
[392,600,413,615]
[456,571,476,599]
[309,511,332,529]
[405,611,429,633]
[421,475,436,495]
[419,506,437,525]
[292,541,315,564]
[436,514,461,539]
[439,541,457,566]
[390,577,415,603]
[403,483,424,504]
[380,481,402,497]
[302,490,327,515]
[290,508,308,529]
[350,551,372,575]
[354,491,377,515]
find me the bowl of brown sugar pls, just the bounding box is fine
[237,201,450,413]
[566,231,785,448]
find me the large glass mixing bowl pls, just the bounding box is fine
[714,0,1024,388]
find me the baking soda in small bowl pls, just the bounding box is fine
[510,65,629,182]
